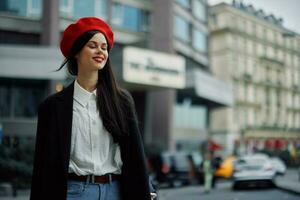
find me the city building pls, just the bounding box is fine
[209,1,300,155]
[0,0,232,153]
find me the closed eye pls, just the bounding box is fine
[88,41,108,51]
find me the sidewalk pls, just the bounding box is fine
[275,168,300,195]
[0,190,29,200]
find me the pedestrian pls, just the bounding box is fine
[203,152,213,193]
[30,17,156,200]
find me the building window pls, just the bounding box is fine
[140,11,150,32]
[98,0,108,20]
[0,79,46,118]
[174,15,190,43]
[193,28,207,53]
[192,0,206,22]
[176,0,190,9]
[13,86,44,117]
[73,0,107,19]
[0,86,11,117]
[174,100,207,129]
[112,3,122,25]
[1,0,29,17]
[60,0,73,17]
[73,0,94,17]
[112,3,150,32]
[252,23,256,36]
[29,0,41,17]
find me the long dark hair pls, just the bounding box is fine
[57,30,130,142]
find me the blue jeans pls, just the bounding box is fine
[67,180,121,200]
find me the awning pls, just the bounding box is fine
[208,139,223,151]
[201,139,223,151]
[0,45,66,80]
[193,69,234,106]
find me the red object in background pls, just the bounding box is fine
[208,140,222,151]
[265,139,275,150]
[161,164,170,174]
[274,139,286,150]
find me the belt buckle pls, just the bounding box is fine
[87,174,95,184]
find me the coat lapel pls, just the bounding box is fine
[55,82,74,174]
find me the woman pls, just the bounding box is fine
[30,17,155,200]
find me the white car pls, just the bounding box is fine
[270,157,286,175]
[232,154,276,189]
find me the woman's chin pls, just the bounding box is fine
[97,65,105,70]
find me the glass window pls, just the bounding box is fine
[193,29,207,52]
[61,0,69,6]
[2,0,28,17]
[31,0,41,10]
[112,3,149,32]
[122,6,139,32]
[0,1,8,11]
[0,79,46,118]
[73,0,108,19]
[0,86,11,117]
[174,102,207,129]
[13,86,45,117]
[193,0,206,21]
[176,0,190,9]
[72,0,95,18]
[174,15,190,43]
[30,0,41,17]
[112,3,123,26]
[60,0,73,17]
[98,0,108,19]
[140,11,150,32]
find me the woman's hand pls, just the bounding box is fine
[150,192,157,200]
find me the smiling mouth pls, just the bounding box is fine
[93,57,104,63]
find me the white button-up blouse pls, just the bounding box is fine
[68,80,123,175]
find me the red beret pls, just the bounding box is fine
[60,17,114,58]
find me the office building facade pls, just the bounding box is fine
[0,0,232,152]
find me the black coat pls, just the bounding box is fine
[30,82,151,200]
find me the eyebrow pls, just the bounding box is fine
[88,41,107,46]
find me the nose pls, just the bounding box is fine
[96,46,104,54]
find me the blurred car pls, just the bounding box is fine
[148,152,175,187]
[232,154,276,189]
[148,151,203,187]
[270,157,286,175]
[171,152,192,186]
[189,152,203,184]
[215,156,236,178]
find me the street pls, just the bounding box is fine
[158,181,300,200]
[0,181,299,200]
[1,169,299,200]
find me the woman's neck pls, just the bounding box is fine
[76,72,98,92]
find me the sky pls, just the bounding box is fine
[208,0,300,33]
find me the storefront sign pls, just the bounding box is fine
[123,47,185,88]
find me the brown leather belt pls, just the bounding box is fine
[68,173,120,184]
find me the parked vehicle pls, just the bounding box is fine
[270,157,286,176]
[215,156,236,178]
[232,154,276,189]
[189,152,203,184]
[148,152,174,187]
[148,151,204,187]
[171,152,192,186]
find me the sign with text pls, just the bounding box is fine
[123,47,185,88]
